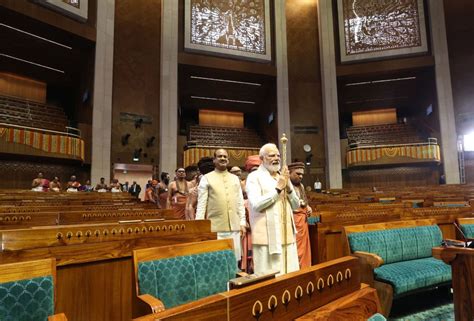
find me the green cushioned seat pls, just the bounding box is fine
[348,225,443,264]
[348,224,451,297]
[460,224,474,238]
[138,249,236,308]
[0,276,54,321]
[374,257,451,296]
[367,313,386,321]
[307,216,320,225]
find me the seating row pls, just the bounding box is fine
[346,123,425,146]
[0,94,69,132]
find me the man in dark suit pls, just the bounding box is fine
[129,181,141,198]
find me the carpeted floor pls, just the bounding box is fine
[389,287,454,321]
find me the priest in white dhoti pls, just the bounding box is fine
[246,143,300,275]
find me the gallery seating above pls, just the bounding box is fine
[346,123,427,147]
[0,95,69,132]
[188,125,264,148]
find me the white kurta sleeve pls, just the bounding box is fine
[286,181,301,210]
[236,178,246,226]
[195,175,209,220]
[246,174,280,213]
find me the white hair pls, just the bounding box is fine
[259,143,278,158]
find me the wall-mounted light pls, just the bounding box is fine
[146,136,155,148]
[121,133,130,146]
[133,148,142,162]
[135,118,143,129]
[305,153,313,166]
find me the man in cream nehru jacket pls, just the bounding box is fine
[196,149,247,261]
[246,143,300,275]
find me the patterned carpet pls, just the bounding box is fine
[388,287,454,321]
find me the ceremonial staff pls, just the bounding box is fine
[280,133,288,274]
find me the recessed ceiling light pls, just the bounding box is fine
[0,53,65,73]
[190,95,255,104]
[0,23,72,50]
[190,76,261,86]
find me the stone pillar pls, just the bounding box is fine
[317,0,343,188]
[91,0,115,184]
[159,0,179,175]
[274,0,292,161]
[428,0,460,184]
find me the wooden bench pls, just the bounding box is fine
[133,256,381,321]
[0,220,216,321]
[343,219,451,316]
[0,258,67,321]
[133,239,238,315]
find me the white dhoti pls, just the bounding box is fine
[252,243,299,276]
[217,231,241,263]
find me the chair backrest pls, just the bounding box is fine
[0,258,56,321]
[133,239,237,309]
[457,217,474,239]
[344,219,442,264]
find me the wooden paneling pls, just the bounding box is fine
[444,0,474,135]
[352,108,397,126]
[111,0,161,167]
[199,110,243,128]
[343,165,439,188]
[286,0,326,187]
[0,73,46,103]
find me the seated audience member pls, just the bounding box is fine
[79,180,94,192]
[49,177,61,192]
[42,179,50,192]
[95,177,108,192]
[31,172,45,191]
[66,175,81,192]
[110,178,122,192]
[129,181,141,198]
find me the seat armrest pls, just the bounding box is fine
[48,313,68,321]
[138,294,165,313]
[353,251,384,269]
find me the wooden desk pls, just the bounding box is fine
[433,246,474,321]
[133,256,381,321]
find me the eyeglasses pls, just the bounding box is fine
[177,170,185,173]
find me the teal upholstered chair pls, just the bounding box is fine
[367,313,387,321]
[0,258,67,321]
[344,219,451,316]
[133,239,238,314]
[456,217,474,239]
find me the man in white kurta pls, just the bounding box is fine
[196,149,247,261]
[246,143,301,275]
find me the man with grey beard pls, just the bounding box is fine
[246,143,301,275]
